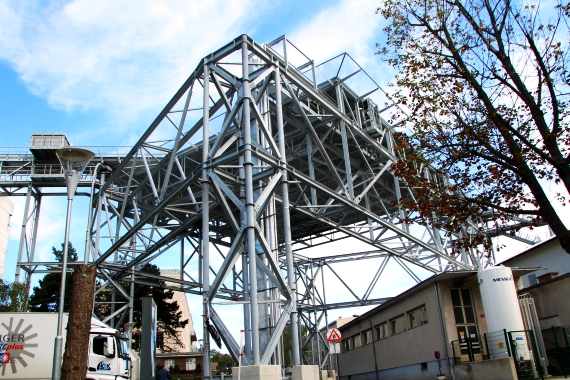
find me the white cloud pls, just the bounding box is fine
[288,0,382,66]
[287,0,396,110]
[0,0,257,135]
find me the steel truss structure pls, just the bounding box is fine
[1,34,500,372]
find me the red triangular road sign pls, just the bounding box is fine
[327,328,342,342]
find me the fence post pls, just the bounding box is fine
[509,332,523,378]
[483,333,490,360]
[467,336,474,362]
[564,326,570,375]
[451,341,457,364]
[529,329,545,380]
[552,326,567,379]
[504,329,512,357]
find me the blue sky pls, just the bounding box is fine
[0,0,406,348]
[0,0,559,350]
[0,1,388,149]
[0,0,391,270]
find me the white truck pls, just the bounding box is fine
[0,313,139,380]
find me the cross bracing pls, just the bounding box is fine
[1,34,500,371]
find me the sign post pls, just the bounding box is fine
[327,328,342,377]
[435,350,447,380]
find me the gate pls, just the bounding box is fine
[541,326,570,377]
[507,330,545,380]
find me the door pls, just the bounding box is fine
[457,325,481,361]
[89,335,115,375]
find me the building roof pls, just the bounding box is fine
[518,271,570,293]
[498,236,558,265]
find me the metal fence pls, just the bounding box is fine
[541,326,570,378]
[451,329,546,379]
[507,330,545,379]
[452,333,491,363]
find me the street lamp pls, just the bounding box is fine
[52,147,95,380]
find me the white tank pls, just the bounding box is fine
[478,266,531,360]
[478,266,525,332]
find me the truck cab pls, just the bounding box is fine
[87,321,132,380]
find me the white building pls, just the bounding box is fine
[500,237,570,328]
[159,269,198,353]
[0,197,14,280]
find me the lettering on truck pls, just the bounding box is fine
[492,277,512,282]
[0,317,38,374]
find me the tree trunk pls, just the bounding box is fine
[61,264,96,380]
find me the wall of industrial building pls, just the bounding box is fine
[521,275,570,328]
[338,274,498,380]
[338,283,450,379]
[437,278,489,342]
[502,238,570,289]
[160,269,198,353]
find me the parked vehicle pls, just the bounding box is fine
[0,313,139,380]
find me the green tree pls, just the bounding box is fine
[0,280,29,311]
[377,0,570,253]
[29,244,188,353]
[215,354,236,374]
[109,263,189,353]
[282,323,311,367]
[28,242,77,312]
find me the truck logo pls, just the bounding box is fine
[0,317,38,376]
[0,353,9,364]
[492,277,512,282]
[97,361,111,371]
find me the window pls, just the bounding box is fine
[362,329,372,345]
[409,306,428,328]
[157,332,164,349]
[528,273,538,286]
[420,362,428,370]
[352,334,361,348]
[165,358,175,370]
[450,289,476,324]
[92,336,112,356]
[390,315,405,335]
[186,358,196,371]
[342,338,351,352]
[375,323,387,340]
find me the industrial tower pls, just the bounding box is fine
[1,35,494,375]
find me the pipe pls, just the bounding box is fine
[275,62,301,365]
[434,281,455,380]
[202,57,212,379]
[242,36,261,365]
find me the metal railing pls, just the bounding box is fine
[451,333,491,364]
[542,326,570,378]
[451,329,546,379]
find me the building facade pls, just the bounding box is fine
[500,237,570,328]
[158,269,198,353]
[318,316,356,374]
[156,351,203,373]
[337,271,527,380]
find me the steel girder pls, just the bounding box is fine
[0,34,495,369]
[83,34,492,368]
